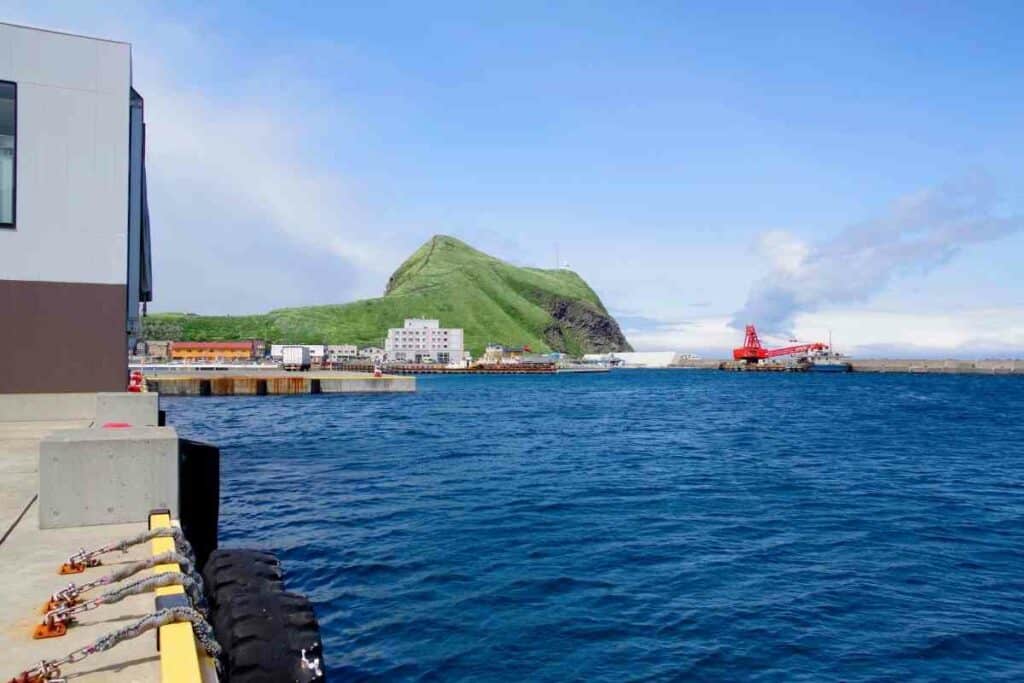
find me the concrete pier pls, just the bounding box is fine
[0,394,172,681]
[146,370,416,396]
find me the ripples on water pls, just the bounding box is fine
[164,371,1024,681]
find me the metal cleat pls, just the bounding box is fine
[41,585,80,614]
[59,549,101,575]
[33,606,75,639]
[31,621,67,640]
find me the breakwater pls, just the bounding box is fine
[146,370,415,396]
[849,358,1021,374]
[673,359,1022,374]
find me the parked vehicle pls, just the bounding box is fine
[282,345,311,371]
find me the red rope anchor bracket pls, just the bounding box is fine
[32,604,81,640]
[58,548,102,575]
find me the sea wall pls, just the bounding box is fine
[850,359,1022,374]
[671,359,1022,374]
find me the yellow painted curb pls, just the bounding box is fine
[148,512,209,682]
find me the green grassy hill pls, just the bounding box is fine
[144,235,632,357]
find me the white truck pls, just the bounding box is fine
[281,345,311,371]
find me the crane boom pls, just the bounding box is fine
[732,324,827,363]
[764,342,826,358]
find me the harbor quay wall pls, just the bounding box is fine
[850,359,1022,374]
[147,371,416,396]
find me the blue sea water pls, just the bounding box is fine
[163,370,1024,681]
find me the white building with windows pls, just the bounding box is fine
[385,319,465,364]
[326,344,358,362]
[358,346,385,362]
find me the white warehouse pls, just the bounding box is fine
[385,319,465,364]
[582,351,699,368]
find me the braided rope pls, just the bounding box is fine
[90,606,221,658]
[105,550,197,583]
[72,526,196,567]
[115,527,196,564]
[100,572,206,611]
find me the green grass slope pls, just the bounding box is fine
[145,235,631,356]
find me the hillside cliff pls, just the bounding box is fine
[144,235,632,356]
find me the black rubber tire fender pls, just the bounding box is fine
[202,549,285,612]
[218,589,325,682]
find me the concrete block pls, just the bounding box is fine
[0,393,97,422]
[39,426,179,529]
[94,392,158,426]
[320,377,416,393]
[152,379,207,395]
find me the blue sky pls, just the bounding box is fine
[7,1,1024,356]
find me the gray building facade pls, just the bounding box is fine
[0,23,151,393]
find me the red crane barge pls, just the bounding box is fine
[733,325,827,364]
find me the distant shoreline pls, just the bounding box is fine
[671,358,1022,374]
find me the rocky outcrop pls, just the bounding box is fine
[543,298,633,355]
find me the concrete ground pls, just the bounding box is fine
[0,419,159,681]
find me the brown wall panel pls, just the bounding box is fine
[0,280,126,393]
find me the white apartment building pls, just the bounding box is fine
[385,319,465,364]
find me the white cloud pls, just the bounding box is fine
[146,79,384,269]
[792,308,1024,358]
[758,230,809,275]
[142,76,395,312]
[732,174,1024,334]
[624,317,737,356]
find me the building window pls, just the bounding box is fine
[0,81,14,228]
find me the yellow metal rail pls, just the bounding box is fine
[148,511,213,682]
